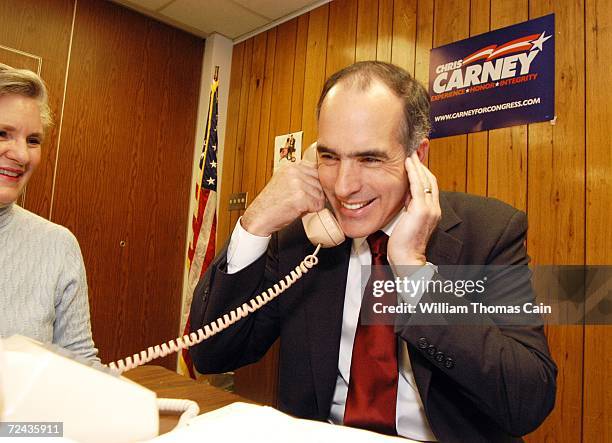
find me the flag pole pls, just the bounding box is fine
[179,66,221,378]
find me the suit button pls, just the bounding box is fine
[418,337,429,349]
[426,345,437,356]
[435,351,445,362]
[444,357,455,369]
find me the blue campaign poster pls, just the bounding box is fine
[429,14,555,138]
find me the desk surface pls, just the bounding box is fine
[124,365,251,434]
[125,366,410,442]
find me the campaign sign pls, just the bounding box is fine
[429,14,554,138]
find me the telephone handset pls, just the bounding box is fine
[301,144,346,248]
[109,145,345,373]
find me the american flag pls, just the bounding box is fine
[178,74,219,379]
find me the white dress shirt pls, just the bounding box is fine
[226,215,437,441]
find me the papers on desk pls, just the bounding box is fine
[149,402,414,443]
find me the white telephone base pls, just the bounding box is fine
[150,402,412,442]
[0,335,159,443]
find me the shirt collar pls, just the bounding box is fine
[352,210,403,251]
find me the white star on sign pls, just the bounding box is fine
[207,177,215,185]
[210,160,217,168]
[530,32,552,51]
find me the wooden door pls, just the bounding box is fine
[50,0,202,368]
[1,0,204,369]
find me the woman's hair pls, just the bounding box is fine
[0,63,52,129]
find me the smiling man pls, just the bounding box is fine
[190,61,556,442]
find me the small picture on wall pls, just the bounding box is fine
[274,131,303,173]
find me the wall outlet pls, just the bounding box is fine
[229,192,248,211]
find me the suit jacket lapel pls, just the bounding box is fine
[301,193,462,417]
[426,193,463,269]
[303,240,351,418]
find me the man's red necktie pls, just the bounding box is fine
[344,230,398,436]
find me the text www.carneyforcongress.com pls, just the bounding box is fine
[433,97,541,122]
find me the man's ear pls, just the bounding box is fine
[416,138,430,163]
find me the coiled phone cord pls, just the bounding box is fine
[108,245,322,374]
[157,398,200,427]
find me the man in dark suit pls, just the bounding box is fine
[189,61,556,442]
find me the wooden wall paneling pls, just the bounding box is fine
[302,4,330,147]
[234,19,299,406]
[465,0,490,196]
[583,329,611,439]
[263,19,298,182]
[391,0,417,74]
[228,38,254,236]
[585,1,612,264]
[466,131,488,196]
[414,0,434,85]
[584,0,612,440]
[217,42,245,248]
[254,29,277,197]
[428,0,469,191]
[0,48,39,73]
[325,0,358,77]
[356,0,379,62]
[377,0,394,62]
[57,1,135,364]
[431,0,469,64]
[487,0,528,211]
[240,32,267,211]
[290,15,309,137]
[487,124,527,209]
[535,0,585,264]
[414,0,434,167]
[467,0,490,55]
[525,1,586,441]
[0,0,75,218]
[53,0,202,367]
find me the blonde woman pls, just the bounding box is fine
[0,63,99,363]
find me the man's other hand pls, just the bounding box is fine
[388,152,441,266]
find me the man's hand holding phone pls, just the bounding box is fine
[241,157,325,237]
[388,152,441,267]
